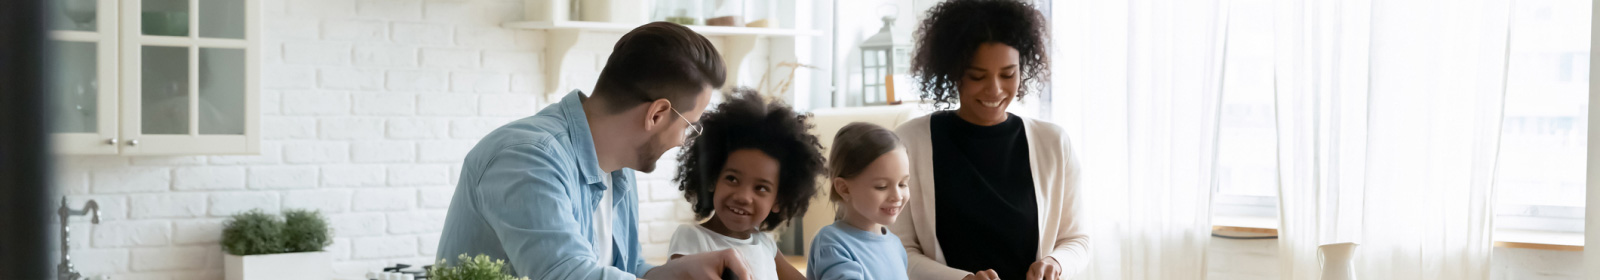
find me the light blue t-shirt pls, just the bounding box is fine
[807,222,910,280]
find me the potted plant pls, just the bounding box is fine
[223,209,333,280]
[429,254,530,280]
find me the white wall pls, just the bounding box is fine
[55,0,700,278]
[1204,237,1586,280]
[1586,0,1600,273]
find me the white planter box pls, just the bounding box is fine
[225,251,332,280]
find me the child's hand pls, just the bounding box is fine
[1026,257,1061,280]
[963,269,1000,280]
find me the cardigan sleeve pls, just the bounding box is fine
[892,205,970,279]
[1046,133,1091,278]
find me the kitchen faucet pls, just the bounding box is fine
[58,196,100,280]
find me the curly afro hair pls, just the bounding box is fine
[673,88,826,231]
[911,0,1051,110]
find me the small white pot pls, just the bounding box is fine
[1318,242,1359,280]
[225,251,332,280]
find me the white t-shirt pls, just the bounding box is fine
[668,224,780,280]
[592,174,614,266]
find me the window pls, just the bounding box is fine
[1493,0,1590,234]
[1211,0,1280,225]
[1208,0,1593,234]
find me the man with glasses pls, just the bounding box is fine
[437,22,749,280]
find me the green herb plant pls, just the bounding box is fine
[428,254,530,280]
[281,209,332,252]
[221,208,331,256]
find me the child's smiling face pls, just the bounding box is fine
[837,148,911,228]
[708,149,781,236]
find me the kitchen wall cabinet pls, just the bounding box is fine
[50,0,259,155]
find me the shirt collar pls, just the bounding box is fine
[559,90,607,188]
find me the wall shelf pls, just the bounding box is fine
[502,20,823,37]
[502,20,820,99]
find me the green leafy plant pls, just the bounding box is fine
[222,209,286,255]
[428,254,530,280]
[281,209,332,252]
[221,208,331,256]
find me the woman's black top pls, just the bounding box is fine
[930,111,1039,279]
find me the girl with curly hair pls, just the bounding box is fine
[891,1,1089,280]
[668,89,826,280]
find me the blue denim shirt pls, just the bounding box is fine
[437,90,654,279]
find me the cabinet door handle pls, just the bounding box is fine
[106,138,117,145]
[127,139,139,146]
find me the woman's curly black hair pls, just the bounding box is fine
[911,0,1051,110]
[673,88,825,231]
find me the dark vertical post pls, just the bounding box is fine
[0,0,58,278]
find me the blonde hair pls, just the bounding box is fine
[826,122,902,219]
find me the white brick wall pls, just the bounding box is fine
[129,194,207,219]
[353,235,420,259]
[91,168,172,194]
[91,220,171,248]
[351,141,417,163]
[322,165,387,187]
[209,192,282,216]
[173,166,247,191]
[172,219,227,245]
[320,118,387,140]
[50,1,703,278]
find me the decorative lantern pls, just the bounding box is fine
[859,15,910,105]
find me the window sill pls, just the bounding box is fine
[1210,216,1585,251]
[1494,229,1584,251]
[1213,215,1278,235]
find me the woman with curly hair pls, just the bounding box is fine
[668,89,826,280]
[890,1,1088,280]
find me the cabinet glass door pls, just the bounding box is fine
[197,0,248,135]
[140,0,188,36]
[51,0,99,32]
[52,41,99,133]
[138,45,189,135]
[199,48,245,135]
[49,0,118,155]
[123,0,257,155]
[199,0,245,39]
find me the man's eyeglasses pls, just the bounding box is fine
[670,106,702,135]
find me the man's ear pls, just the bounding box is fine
[643,99,673,131]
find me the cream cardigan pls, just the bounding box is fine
[890,114,1090,279]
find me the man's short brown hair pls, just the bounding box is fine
[591,22,726,114]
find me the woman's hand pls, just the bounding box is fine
[962,269,1000,280]
[1026,257,1061,280]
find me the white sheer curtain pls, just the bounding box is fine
[1048,0,1228,279]
[1272,0,1511,279]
